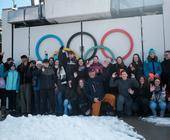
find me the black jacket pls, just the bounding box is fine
[17,64,32,84]
[161,59,170,86]
[84,72,108,102]
[39,67,55,90]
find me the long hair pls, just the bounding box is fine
[116,56,125,67]
[132,53,143,65]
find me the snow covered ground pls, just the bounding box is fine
[0,115,144,140]
[142,117,170,127]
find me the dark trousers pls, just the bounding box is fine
[40,89,55,114]
[117,95,133,116]
[20,84,32,114]
[0,89,6,108]
[133,97,149,116]
[33,90,40,114]
[6,90,17,111]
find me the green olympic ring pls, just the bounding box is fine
[84,45,115,61]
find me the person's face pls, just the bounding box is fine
[121,72,128,80]
[37,64,42,69]
[78,59,84,66]
[79,80,84,88]
[22,58,27,63]
[55,61,59,66]
[43,62,49,68]
[89,71,96,78]
[117,58,122,64]
[93,57,99,64]
[133,55,139,62]
[139,77,145,85]
[103,60,109,67]
[69,53,74,59]
[150,53,155,59]
[154,79,160,87]
[164,52,170,60]
[49,59,54,65]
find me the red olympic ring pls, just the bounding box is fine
[100,29,134,60]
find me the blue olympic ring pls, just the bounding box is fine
[35,34,64,60]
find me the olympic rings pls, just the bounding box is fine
[35,29,134,61]
[66,32,98,61]
[35,34,64,60]
[84,45,115,61]
[100,29,134,60]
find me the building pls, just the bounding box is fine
[1,0,170,64]
[0,19,2,51]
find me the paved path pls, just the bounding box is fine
[124,117,170,140]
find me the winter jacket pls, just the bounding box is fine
[39,67,55,90]
[110,78,139,98]
[77,65,88,80]
[54,66,67,86]
[84,72,108,102]
[17,64,32,84]
[128,62,143,80]
[65,87,77,103]
[161,59,170,86]
[31,67,40,91]
[77,87,89,106]
[0,63,5,78]
[144,59,162,77]
[66,58,78,80]
[151,86,166,103]
[137,84,151,100]
[5,70,20,92]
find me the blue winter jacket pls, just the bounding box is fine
[6,70,20,92]
[144,60,162,77]
[0,63,5,78]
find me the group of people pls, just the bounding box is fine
[0,47,170,118]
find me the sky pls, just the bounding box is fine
[0,0,32,18]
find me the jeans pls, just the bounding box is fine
[55,89,63,115]
[63,99,72,115]
[117,95,133,116]
[150,101,166,117]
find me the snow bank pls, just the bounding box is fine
[0,115,144,140]
[142,117,170,127]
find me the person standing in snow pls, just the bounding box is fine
[5,63,20,114]
[17,55,32,115]
[54,60,67,116]
[39,59,55,115]
[0,52,6,117]
[161,50,170,112]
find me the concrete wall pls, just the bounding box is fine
[163,0,170,50]
[10,15,165,65]
[2,10,12,61]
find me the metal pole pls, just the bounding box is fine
[140,16,144,63]
[80,21,84,59]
